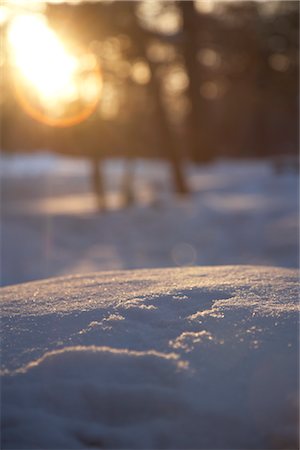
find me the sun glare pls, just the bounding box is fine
[9,14,78,101]
[7,13,102,127]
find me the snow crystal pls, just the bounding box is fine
[1,266,299,449]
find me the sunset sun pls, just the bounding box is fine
[7,13,102,126]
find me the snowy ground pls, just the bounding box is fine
[1,265,299,449]
[1,155,299,448]
[1,154,298,286]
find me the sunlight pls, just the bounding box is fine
[9,14,78,102]
[7,13,102,127]
[0,6,10,25]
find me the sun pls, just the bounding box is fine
[8,14,78,102]
[7,13,102,127]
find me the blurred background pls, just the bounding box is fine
[0,0,299,286]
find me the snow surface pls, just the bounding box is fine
[1,266,299,449]
[1,155,298,286]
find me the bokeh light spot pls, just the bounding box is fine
[198,48,221,69]
[269,53,290,72]
[137,1,182,36]
[172,243,197,267]
[99,83,120,120]
[131,60,151,85]
[200,81,227,100]
[194,0,216,14]
[163,65,189,95]
[147,41,176,63]
[200,81,218,99]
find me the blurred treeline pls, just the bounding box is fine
[1,0,299,163]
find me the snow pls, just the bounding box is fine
[1,155,299,447]
[1,266,299,449]
[1,154,298,286]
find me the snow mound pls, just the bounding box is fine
[1,266,299,449]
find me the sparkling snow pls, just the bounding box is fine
[1,266,299,449]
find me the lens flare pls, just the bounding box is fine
[8,13,102,127]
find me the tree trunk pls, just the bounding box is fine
[179,1,213,163]
[91,157,105,210]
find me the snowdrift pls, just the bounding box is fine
[1,266,299,449]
